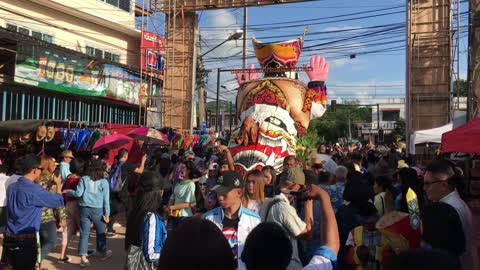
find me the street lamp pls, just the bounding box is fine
[201,29,243,58]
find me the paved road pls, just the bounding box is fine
[42,224,127,270]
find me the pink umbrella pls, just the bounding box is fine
[128,127,169,145]
[93,134,132,151]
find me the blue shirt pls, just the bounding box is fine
[60,162,71,184]
[67,176,110,216]
[6,177,64,234]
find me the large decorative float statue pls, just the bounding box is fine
[229,33,330,176]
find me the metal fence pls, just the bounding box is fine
[0,84,139,125]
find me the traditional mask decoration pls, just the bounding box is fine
[230,34,329,177]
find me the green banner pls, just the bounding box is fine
[14,43,150,105]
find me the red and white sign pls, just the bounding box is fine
[141,31,165,71]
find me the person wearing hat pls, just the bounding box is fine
[311,157,326,176]
[60,150,75,184]
[259,167,314,270]
[125,171,167,269]
[203,170,261,270]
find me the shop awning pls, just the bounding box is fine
[441,118,480,154]
[0,119,44,134]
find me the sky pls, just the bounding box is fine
[144,0,468,105]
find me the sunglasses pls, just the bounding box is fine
[199,183,207,186]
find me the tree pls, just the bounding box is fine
[308,100,372,142]
[454,79,468,97]
[390,117,406,143]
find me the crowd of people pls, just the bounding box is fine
[0,141,477,270]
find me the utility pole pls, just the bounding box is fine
[348,110,352,140]
[197,34,206,130]
[242,7,248,79]
[377,103,380,131]
[216,68,221,132]
[229,101,233,133]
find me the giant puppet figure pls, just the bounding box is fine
[229,34,329,176]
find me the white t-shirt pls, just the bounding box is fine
[303,246,336,270]
[440,191,478,270]
[247,199,262,214]
[0,174,8,207]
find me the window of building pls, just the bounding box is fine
[100,0,130,12]
[6,23,17,32]
[382,110,400,122]
[6,23,53,43]
[86,46,120,63]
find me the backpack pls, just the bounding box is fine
[108,162,126,192]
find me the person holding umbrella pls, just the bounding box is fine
[107,148,147,236]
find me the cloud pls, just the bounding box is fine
[323,25,364,32]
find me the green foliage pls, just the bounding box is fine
[453,79,468,97]
[296,132,322,169]
[390,118,406,143]
[308,100,372,142]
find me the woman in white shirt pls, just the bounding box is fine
[242,169,266,214]
[373,175,392,217]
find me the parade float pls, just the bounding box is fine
[229,33,329,176]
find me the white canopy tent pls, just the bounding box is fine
[409,123,453,154]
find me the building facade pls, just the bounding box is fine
[0,0,158,125]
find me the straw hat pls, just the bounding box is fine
[19,132,33,145]
[36,125,47,142]
[45,126,55,142]
[61,150,75,159]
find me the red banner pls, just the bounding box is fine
[141,31,165,71]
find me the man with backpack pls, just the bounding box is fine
[107,148,146,236]
[259,167,314,270]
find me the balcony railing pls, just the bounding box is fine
[358,121,397,131]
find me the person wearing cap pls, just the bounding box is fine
[203,170,261,270]
[183,150,195,162]
[259,167,314,270]
[125,171,167,269]
[207,162,220,189]
[60,150,75,184]
[311,157,326,176]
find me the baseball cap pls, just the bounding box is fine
[279,167,305,186]
[211,170,244,196]
[209,163,219,171]
[184,150,195,158]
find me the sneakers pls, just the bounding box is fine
[100,250,113,261]
[80,259,90,268]
[87,249,96,257]
[106,232,116,238]
[57,256,71,264]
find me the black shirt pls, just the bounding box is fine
[222,216,239,265]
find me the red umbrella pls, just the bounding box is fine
[93,134,132,151]
[127,127,169,145]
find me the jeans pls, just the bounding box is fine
[4,237,37,270]
[39,221,57,260]
[79,207,107,256]
[62,201,80,246]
